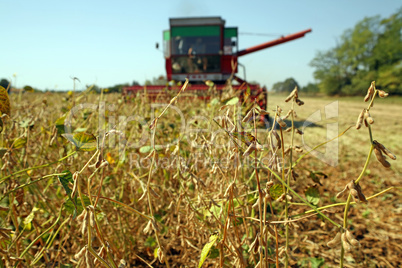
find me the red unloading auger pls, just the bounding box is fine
[232,28,312,87]
[237,29,312,57]
[231,28,311,112]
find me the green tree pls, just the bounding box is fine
[23,85,37,92]
[370,10,402,69]
[272,77,300,93]
[301,83,319,94]
[0,79,11,93]
[372,9,402,94]
[310,50,345,95]
[107,83,129,93]
[310,8,402,95]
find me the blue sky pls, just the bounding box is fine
[1,0,401,91]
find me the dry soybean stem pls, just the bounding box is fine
[297,186,393,216]
[340,138,374,267]
[285,98,296,268]
[263,164,341,228]
[144,79,189,268]
[253,106,264,267]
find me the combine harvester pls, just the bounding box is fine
[123,17,311,110]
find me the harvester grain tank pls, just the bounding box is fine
[123,17,311,109]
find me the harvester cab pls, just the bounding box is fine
[124,16,311,112]
[164,17,238,83]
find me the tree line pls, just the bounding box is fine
[273,7,402,95]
